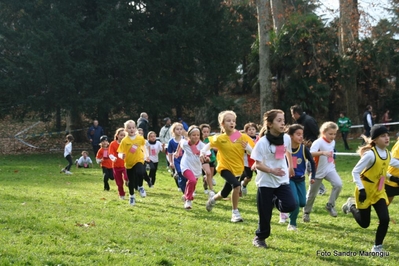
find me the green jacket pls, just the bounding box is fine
[337,116,352,132]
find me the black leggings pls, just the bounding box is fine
[351,198,389,245]
[219,170,241,198]
[64,155,73,171]
[126,163,145,195]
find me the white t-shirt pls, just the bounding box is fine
[77,156,93,166]
[64,142,72,157]
[251,134,291,188]
[310,138,336,179]
[180,139,208,177]
[146,140,163,163]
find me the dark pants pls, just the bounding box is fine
[148,161,158,185]
[92,144,100,157]
[255,185,297,240]
[341,131,350,150]
[178,172,187,194]
[126,163,145,196]
[219,170,241,198]
[351,198,389,245]
[102,167,114,191]
[64,155,73,171]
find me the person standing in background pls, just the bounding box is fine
[363,105,374,138]
[337,111,352,150]
[382,109,392,131]
[137,112,150,139]
[87,119,104,156]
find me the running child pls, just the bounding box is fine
[75,150,93,168]
[199,123,217,196]
[251,109,296,248]
[146,131,164,187]
[303,122,342,222]
[240,122,259,196]
[60,134,74,175]
[384,136,399,205]
[178,125,210,209]
[109,128,129,200]
[201,110,254,223]
[342,125,394,252]
[117,120,148,206]
[96,135,114,191]
[168,122,186,193]
[286,124,316,231]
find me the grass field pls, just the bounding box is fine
[0,139,398,265]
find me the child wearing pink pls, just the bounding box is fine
[179,126,209,209]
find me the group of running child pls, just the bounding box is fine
[60,108,399,253]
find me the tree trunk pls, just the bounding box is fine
[65,108,84,142]
[339,0,360,126]
[270,0,284,35]
[257,0,273,118]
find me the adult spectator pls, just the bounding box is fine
[382,109,392,131]
[362,105,374,137]
[290,105,319,143]
[159,117,172,148]
[87,119,104,156]
[179,117,189,131]
[137,112,150,138]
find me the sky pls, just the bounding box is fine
[316,0,394,36]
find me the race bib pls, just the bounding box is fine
[292,156,298,168]
[130,145,138,153]
[229,131,241,143]
[275,145,285,159]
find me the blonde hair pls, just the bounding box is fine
[147,131,156,139]
[114,128,125,140]
[319,121,338,135]
[81,150,88,156]
[218,110,237,133]
[170,122,183,138]
[259,109,284,137]
[123,119,136,129]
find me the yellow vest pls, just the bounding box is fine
[355,147,389,209]
[387,141,399,188]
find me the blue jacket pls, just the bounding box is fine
[87,126,104,145]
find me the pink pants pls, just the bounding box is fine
[183,169,198,201]
[113,167,128,196]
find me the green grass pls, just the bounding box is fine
[0,138,398,265]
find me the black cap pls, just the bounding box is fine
[100,135,109,142]
[370,125,388,140]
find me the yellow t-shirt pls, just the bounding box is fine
[355,147,390,209]
[209,131,254,177]
[387,140,399,188]
[117,135,146,169]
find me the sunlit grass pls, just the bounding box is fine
[0,138,398,265]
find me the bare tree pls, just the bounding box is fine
[256,0,273,117]
[339,0,360,124]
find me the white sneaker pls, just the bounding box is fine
[208,190,216,199]
[206,197,216,212]
[204,189,209,194]
[65,170,72,175]
[212,178,216,186]
[177,187,182,192]
[326,203,337,217]
[129,196,135,206]
[371,244,383,252]
[231,209,243,223]
[184,200,192,209]
[119,196,125,200]
[138,187,146,198]
[241,181,247,196]
[279,212,289,223]
[342,197,356,214]
[287,224,297,231]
